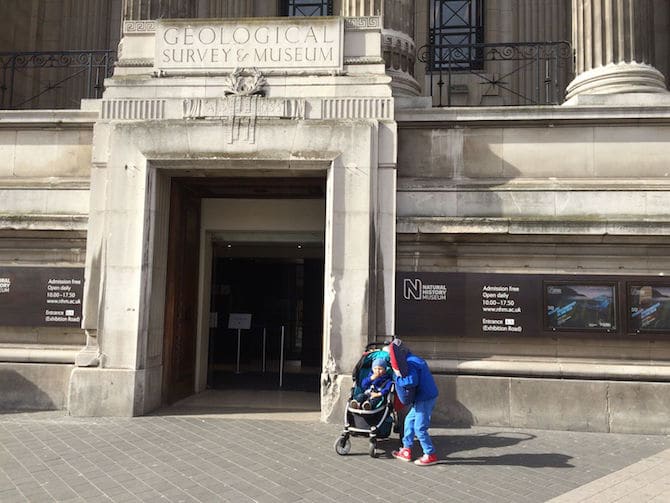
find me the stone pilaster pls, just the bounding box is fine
[123,0,196,20]
[566,0,668,101]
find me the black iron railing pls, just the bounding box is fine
[417,41,573,107]
[282,0,333,16]
[0,51,116,109]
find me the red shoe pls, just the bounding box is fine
[392,447,412,462]
[414,453,439,466]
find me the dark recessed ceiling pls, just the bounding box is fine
[173,176,326,199]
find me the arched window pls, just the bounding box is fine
[430,0,484,70]
[282,0,334,16]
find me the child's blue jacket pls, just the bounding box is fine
[394,353,439,404]
[360,371,393,396]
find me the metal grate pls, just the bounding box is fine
[283,0,333,16]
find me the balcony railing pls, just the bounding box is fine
[417,41,573,107]
[0,51,116,110]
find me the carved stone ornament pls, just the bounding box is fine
[182,95,306,144]
[344,17,382,31]
[223,68,267,96]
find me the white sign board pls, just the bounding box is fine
[228,313,252,330]
[156,18,343,72]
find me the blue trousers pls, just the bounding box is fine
[402,397,437,455]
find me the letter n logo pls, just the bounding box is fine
[403,279,422,300]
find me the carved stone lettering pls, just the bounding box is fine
[156,18,343,72]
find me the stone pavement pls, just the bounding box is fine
[1,393,670,502]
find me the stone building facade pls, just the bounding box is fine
[1,0,670,433]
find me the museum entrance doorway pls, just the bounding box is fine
[162,176,325,406]
[207,248,324,393]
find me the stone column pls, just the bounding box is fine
[124,0,196,19]
[566,0,668,101]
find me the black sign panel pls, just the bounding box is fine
[629,284,670,332]
[396,272,541,337]
[0,267,84,327]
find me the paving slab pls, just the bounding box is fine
[1,409,670,502]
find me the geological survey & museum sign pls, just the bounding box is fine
[156,18,343,72]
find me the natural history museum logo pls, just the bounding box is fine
[403,278,447,302]
[156,18,343,72]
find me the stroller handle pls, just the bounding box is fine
[365,341,389,351]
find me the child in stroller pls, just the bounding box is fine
[350,357,392,410]
[334,343,397,458]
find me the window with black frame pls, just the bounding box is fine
[429,0,484,70]
[282,0,333,16]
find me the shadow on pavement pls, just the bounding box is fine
[436,431,537,453]
[441,453,574,468]
[374,431,574,468]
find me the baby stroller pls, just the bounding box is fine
[334,342,397,458]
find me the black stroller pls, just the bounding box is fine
[334,343,397,458]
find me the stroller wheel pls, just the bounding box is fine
[334,435,351,456]
[368,439,378,458]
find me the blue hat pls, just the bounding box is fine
[372,357,387,368]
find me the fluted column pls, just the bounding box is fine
[566,0,668,100]
[513,0,571,105]
[196,0,253,18]
[123,0,196,19]
[341,0,383,17]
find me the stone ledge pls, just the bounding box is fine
[0,345,82,364]
[429,358,670,382]
[398,178,670,191]
[0,214,88,231]
[0,110,98,128]
[398,216,670,236]
[396,104,670,127]
[0,178,90,190]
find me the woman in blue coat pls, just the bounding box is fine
[388,340,439,466]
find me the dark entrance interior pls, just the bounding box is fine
[162,176,326,405]
[207,245,324,393]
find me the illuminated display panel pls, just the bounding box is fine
[544,283,617,331]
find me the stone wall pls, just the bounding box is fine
[0,109,96,410]
[392,104,670,431]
